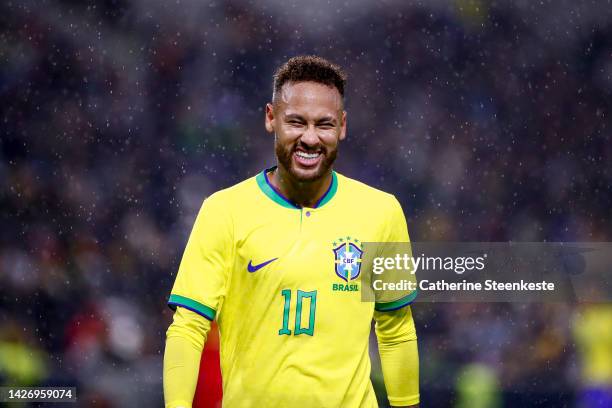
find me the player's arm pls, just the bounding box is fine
[164,306,211,408]
[374,196,419,407]
[164,193,233,408]
[374,306,419,408]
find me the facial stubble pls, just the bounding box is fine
[274,137,338,182]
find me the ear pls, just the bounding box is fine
[339,110,347,141]
[265,103,275,133]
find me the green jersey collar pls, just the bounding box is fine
[256,166,338,209]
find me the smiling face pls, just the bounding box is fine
[265,81,346,182]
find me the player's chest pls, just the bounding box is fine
[233,211,382,290]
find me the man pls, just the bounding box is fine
[164,55,419,408]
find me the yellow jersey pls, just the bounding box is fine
[168,167,417,407]
[573,304,612,385]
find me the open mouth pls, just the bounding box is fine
[293,150,323,168]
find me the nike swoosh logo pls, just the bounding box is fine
[247,258,278,273]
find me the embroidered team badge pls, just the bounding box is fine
[333,237,363,282]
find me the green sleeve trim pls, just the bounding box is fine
[168,294,216,321]
[375,290,418,312]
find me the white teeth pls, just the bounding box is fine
[295,151,320,159]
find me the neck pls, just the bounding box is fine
[269,165,333,208]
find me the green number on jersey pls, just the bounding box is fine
[278,289,317,336]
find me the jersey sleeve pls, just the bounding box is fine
[374,306,419,406]
[374,196,418,312]
[164,307,212,408]
[168,193,234,321]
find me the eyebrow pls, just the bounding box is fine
[315,116,336,124]
[283,113,337,124]
[284,114,305,121]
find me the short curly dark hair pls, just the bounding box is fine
[273,55,347,100]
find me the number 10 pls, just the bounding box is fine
[279,289,317,336]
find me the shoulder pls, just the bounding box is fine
[206,175,257,202]
[198,175,259,216]
[335,172,400,210]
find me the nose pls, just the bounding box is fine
[300,124,319,148]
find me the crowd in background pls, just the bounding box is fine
[1,0,611,406]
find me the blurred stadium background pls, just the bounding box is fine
[1,0,611,407]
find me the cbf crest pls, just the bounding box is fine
[332,237,363,282]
